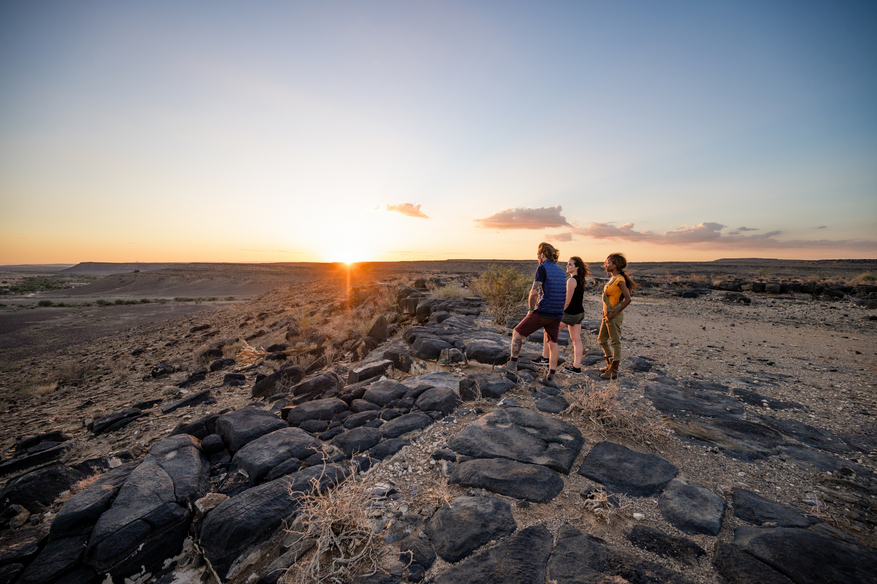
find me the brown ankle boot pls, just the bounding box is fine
[600,360,619,379]
[599,356,613,373]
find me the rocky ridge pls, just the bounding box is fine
[1,272,876,584]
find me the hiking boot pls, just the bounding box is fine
[563,365,582,374]
[538,377,559,388]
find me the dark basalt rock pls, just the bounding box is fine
[151,364,175,378]
[368,438,410,461]
[667,417,786,461]
[712,541,795,584]
[90,408,144,435]
[0,523,50,566]
[362,379,410,407]
[430,524,552,584]
[331,427,383,458]
[161,389,212,414]
[343,410,380,429]
[200,464,348,580]
[177,371,206,388]
[658,479,726,536]
[215,408,287,453]
[415,387,460,416]
[732,488,820,528]
[449,458,564,503]
[448,407,584,474]
[251,366,304,398]
[731,526,877,584]
[459,374,515,400]
[84,435,209,579]
[733,388,802,411]
[424,496,517,563]
[578,442,678,497]
[255,536,316,584]
[169,414,218,440]
[463,336,509,365]
[50,462,137,540]
[222,373,247,386]
[210,358,236,372]
[381,412,434,438]
[644,383,744,420]
[627,525,706,566]
[286,397,349,427]
[549,525,696,584]
[776,444,873,477]
[348,359,393,385]
[17,535,88,584]
[291,372,342,398]
[759,417,850,454]
[409,335,453,361]
[398,536,436,569]
[534,395,568,413]
[231,427,322,483]
[0,464,84,513]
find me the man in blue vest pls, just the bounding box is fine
[496,242,568,387]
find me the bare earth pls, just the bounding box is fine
[0,260,875,584]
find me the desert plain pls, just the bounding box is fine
[0,259,875,584]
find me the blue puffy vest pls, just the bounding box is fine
[536,261,567,319]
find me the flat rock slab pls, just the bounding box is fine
[448,407,584,474]
[231,427,321,483]
[200,464,348,580]
[459,374,515,400]
[577,442,678,497]
[777,445,873,478]
[381,412,434,438]
[331,427,383,458]
[534,395,568,413]
[430,524,552,584]
[759,417,850,454]
[286,397,348,427]
[424,496,517,563]
[216,408,287,453]
[363,379,410,406]
[659,479,726,536]
[731,526,877,584]
[627,525,706,566]
[645,383,745,420]
[449,458,564,503]
[732,488,820,528]
[415,387,460,416]
[665,417,785,461]
[712,541,796,584]
[549,525,695,584]
[401,372,461,390]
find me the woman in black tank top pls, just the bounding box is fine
[538,256,589,373]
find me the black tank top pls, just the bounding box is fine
[564,278,585,314]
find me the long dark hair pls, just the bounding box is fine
[607,252,637,292]
[569,256,588,290]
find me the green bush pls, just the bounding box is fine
[855,272,876,282]
[473,265,532,325]
[38,299,53,307]
[96,299,111,306]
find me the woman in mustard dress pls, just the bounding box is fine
[597,253,635,379]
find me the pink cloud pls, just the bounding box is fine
[475,206,570,230]
[558,221,877,251]
[386,203,430,219]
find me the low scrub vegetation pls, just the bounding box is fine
[472,265,531,325]
[564,382,670,446]
[427,280,470,300]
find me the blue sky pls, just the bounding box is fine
[1,1,875,263]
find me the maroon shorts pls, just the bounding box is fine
[514,312,562,343]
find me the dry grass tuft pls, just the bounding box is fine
[427,281,469,300]
[71,472,104,494]
[283,470,383,584]
[472,265,531,325]
[564,381,671,446]
[582,488,616,524]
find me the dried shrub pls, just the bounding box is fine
[283,470,383,584]
[472,265,531,325]
[854,272,876,282]
[564,382,671,446]
[582,488,616,524]
[427,281,469,300]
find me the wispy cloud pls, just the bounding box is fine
[386,203,430,219]
[475,206,570,230]
[737,226,759,231]
[548,232,574,242]
[557,222,877,250]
